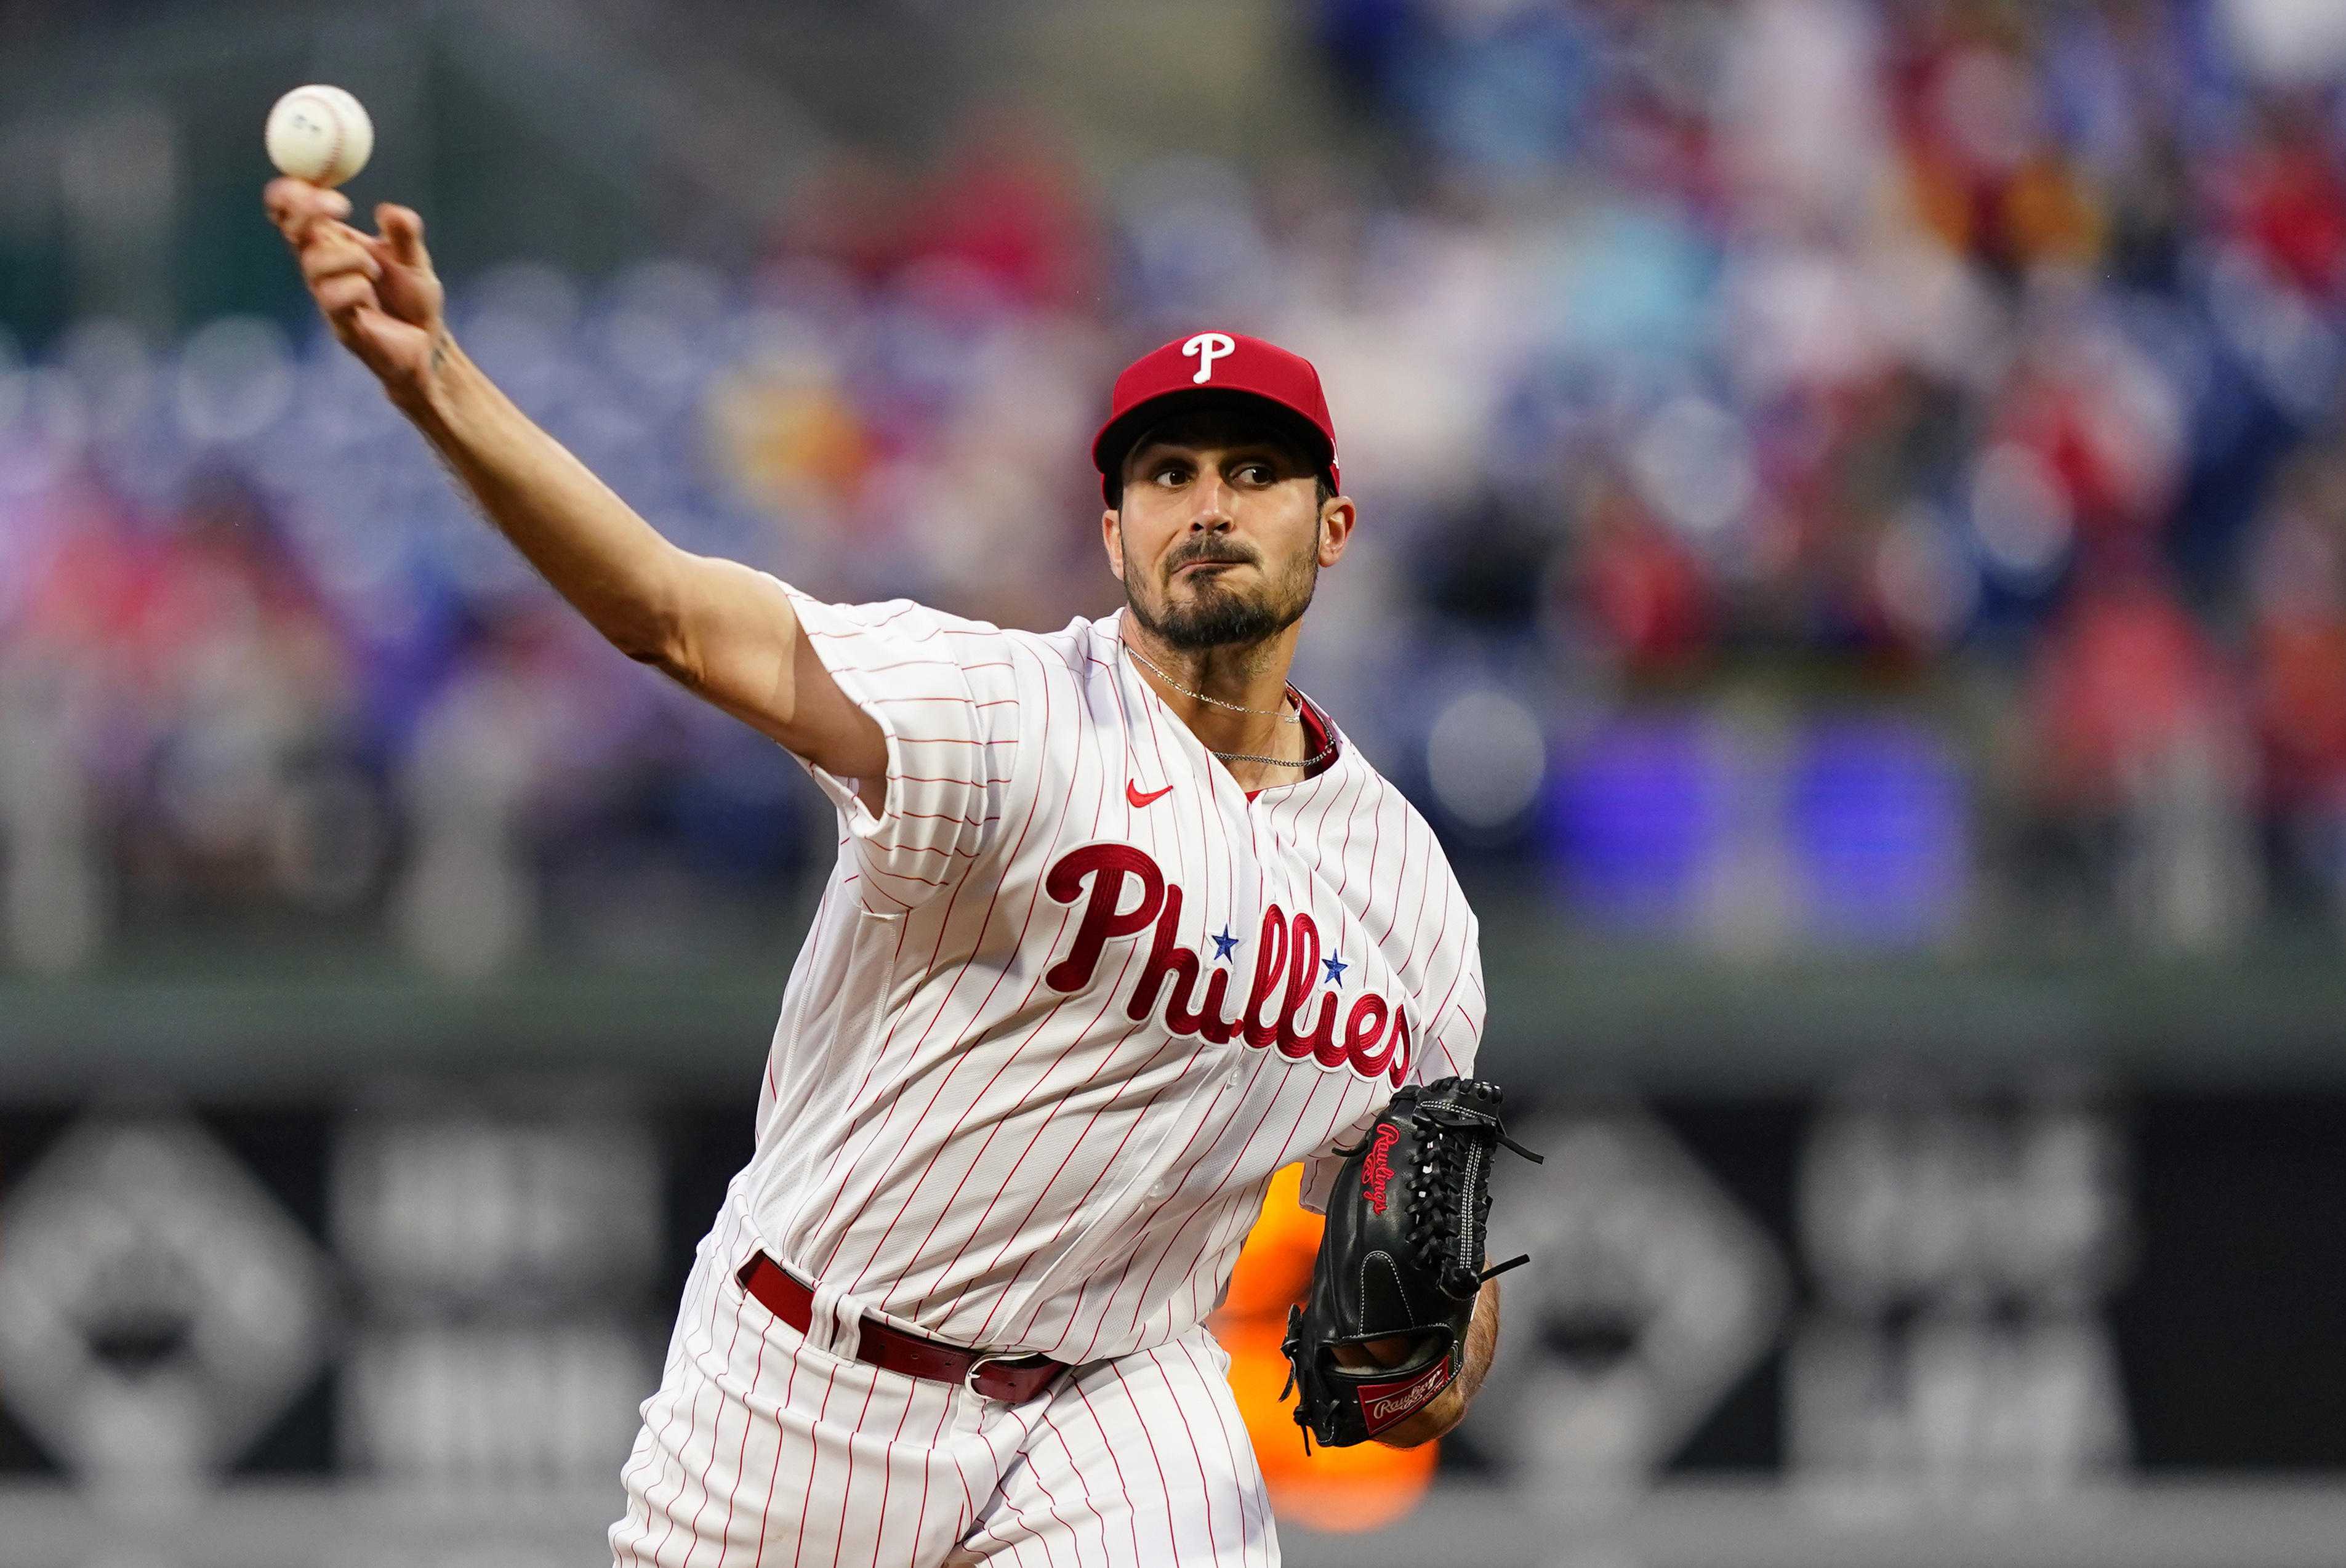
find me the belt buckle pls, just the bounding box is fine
[965,1350,1014,1400]
[966,1349,1050,1402]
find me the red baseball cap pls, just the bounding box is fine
[1091,331,1340,503]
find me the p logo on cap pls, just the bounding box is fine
[1184,332,1236,384]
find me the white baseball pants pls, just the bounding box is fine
[609,1196,1280,1567]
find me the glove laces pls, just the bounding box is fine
[1398,1091,1543,1297]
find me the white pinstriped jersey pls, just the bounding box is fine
[741,592,1484,1367]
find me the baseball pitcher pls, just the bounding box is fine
[268,179,1533,1567]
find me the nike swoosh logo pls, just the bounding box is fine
[1127,780,1174,808]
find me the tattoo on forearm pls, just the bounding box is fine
[429,328,451,375]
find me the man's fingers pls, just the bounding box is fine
[300,237,381,288]
[376,204,431,271]
[1329,1332,1421,1369]
[315,272,380,321]
[323,294,407,366]
[263,177,352,239]
[267,182,433,389]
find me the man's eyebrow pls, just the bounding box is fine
[1127,436,1293,470]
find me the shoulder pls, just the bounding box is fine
[1013,611,1119,676]
[786,592,999,648]
[786,593,1054,698]
[964,613,1128,707]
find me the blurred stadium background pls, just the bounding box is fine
[6,0,2346,1563]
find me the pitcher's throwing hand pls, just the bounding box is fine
[266,179,443,404]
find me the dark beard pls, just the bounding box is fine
[1125,541,1317,651]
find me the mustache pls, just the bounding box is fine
[1162,540,1261,576]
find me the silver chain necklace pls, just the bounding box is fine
[1208,733,1339,769]
[1121,639,1338,771]
[1121,638,1300,721]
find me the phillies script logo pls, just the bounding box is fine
[1042,843,1412,1085]
[1357,1356,1454,1436]
[1360,1124,1400,1213]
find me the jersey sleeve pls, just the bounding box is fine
[1297,1148,1349,1215]
[782,589,1007,911]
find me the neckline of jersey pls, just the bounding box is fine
[1106,613,1343,802]
[1245,700,1336,801]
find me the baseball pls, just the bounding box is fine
[264,84,372,187]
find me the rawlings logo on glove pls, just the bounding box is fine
[1279,1077,1541,1449]
[1357,1357,1455,1434]
[1360,1124,1399,1214]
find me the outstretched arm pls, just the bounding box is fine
[263,179,886,802]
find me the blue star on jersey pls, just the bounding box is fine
[1322,951,1347,986]
[1211,926,1241,962]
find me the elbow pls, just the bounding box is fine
[606,550,718,683]
[608,608,694,682]
[624,642,683,677]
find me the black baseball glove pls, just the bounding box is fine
[1280,1076,1541,1449]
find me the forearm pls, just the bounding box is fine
[266,182,882,781]
[404,332,890,786]
[399,331,699,666]
[1375,1276,1500,1449]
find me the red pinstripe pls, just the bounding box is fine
[1142,1345,1219,1556]
[815,656,1089,1284]
[787,1361,845,1565]
[1021,1436,1095,1568]
[874,984,1150,1309]
[958,1035,1184,1346]
[825,1361,887,1566]
[894,1388,957,1566]
[1069,1372,1168,1565]
[646,1279,751,1566]
[1032,1413,1115,1559]
[917,678,1196,1311]
[868,877,1163,1313]
[701,1303,776,1565]
[783,657,1059,1257]
[792,770,1003,1242]
[1077,1074,1250,1354]
[1186,1335,1272,1566]
[744,1303,811,1568]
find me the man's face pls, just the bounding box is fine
[1106,429,1350,652]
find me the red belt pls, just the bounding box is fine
[736,1252,1068,1404]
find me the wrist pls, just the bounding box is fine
[389,324,460,427]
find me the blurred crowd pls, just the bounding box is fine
[7,0,2346,974]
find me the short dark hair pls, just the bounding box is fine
[1108,401,1337,510]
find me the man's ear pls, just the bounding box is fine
[1317,495,1357,568]
[1102,507,1127,582]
